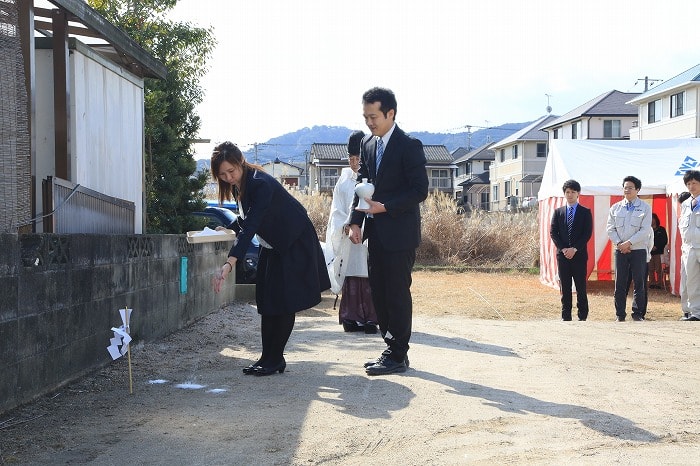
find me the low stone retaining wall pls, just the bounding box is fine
[0,233,241,413]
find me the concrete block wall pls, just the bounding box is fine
[0,233,239,413]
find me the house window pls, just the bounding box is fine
[603,120,621,138]
[648,99,661,123]
[671,92,684,118]
[430,169,450,189]
[500,149,505,162]
[492,185,499,203]
[504,180,511,198]
[512,145,518,159]
[537,143,547,158]
[483,161,491,171]
[480,191,489,210]
[571,121,578,139]
[553,128,560,139]
[320,167,339,188]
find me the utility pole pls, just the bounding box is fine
[636,76,663,92]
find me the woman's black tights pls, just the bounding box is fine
[259,313,295,366]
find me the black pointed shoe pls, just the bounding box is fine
[253,359,286,376]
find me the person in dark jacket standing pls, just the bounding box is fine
[550,179,593,321]
[648,213,668,289]
[211,141,331,376]
[349,87,429,375]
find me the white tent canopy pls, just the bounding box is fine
[538,139,700,295]
[538,139,700,200]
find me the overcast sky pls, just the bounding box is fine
[166,0,699,158]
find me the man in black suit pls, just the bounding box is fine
[550,179,593,321]
[349,87,429,375]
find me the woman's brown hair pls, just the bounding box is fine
[211,141,264,205]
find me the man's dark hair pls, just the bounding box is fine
[683,170,700,185]
[347,130,365,156]
[623,175,642,190]
[562,179,581,193]
[362,87,397,119]
[679,191,691,204]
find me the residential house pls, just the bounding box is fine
[308,142,454,196]
[308,143,348,193]
[489,115,558,211]
[540,90,641,143]
[261,157,305,188]
[627,63,700,140]
[425,145,456,195]
[452,142,495,210]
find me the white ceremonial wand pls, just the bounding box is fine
[106,307,134,394]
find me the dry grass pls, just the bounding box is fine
[419,192,539,267]
[288,187,332,240]
[294,189,540,268]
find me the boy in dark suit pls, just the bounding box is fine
[349,87,429,375]
[550,179,593,321]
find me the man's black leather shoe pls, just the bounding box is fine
[681,315,700,321]
[365,357,407,376]
[364,354,409,369]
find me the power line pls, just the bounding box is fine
[447,123,525,132]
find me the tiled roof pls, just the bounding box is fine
[451,147,469,159]
[458,172,489,186]
[541,90,640,129]
[424,145,453,163]
[491,115,558,149]
[310,143,347,161]
[628,63,700,103]
[310,142,451,164]
[453,142,495,164]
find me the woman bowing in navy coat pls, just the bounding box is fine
[211,141,330,376]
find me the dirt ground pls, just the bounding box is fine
[2,271,700,465]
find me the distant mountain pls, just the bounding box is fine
[196,122,530,172]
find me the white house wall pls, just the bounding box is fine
[70,46,145,233]
[585,117,637,139]
[629,87,699,140]
[34,41,145,233]
[34,49,55,231]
